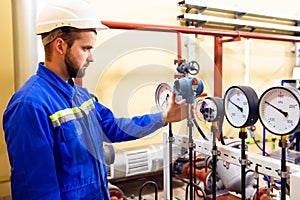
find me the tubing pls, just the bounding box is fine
[168,123,173,199]
[12,0,38,90]
[187,104,194,200]
[101,21,300,98]
[138,181,158,200]
[101,21,300,42]
[239,128,248,200]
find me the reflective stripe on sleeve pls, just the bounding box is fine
[49,99,95,127]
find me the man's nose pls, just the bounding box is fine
[87,52,94,62]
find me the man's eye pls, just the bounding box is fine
[84,47,93,51]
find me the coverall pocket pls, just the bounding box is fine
[58,126,91,169]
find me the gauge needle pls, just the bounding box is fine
[229,99,243,112]
[161,94,170,106]
[265,101,288,117]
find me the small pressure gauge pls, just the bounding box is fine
[224,86,259,128]
[258,86,300,135]
[155,83,173,112]
[197,97,224,122]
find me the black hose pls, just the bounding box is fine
[138,181,158,200]
[185,182,207,200]
[169,123,173,199]
[280,142,287,200]
[239,130,247,200]
[251,136,270,156]
[218,118,226,145]
[211,123,218,200]
[193,119,208,140]
[255,166,260,200]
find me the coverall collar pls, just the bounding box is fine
[36,62,77,99]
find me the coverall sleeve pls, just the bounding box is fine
[94,103,165,143]
[3,101,60,199]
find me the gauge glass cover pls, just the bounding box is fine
[197,98,217,122]
[224,86,258,128]
[258,87,300,135]
[155,83,172,112]
[197,97,224,122]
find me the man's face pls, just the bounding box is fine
[64,31,97,78]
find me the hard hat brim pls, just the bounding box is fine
[36,19,108,35]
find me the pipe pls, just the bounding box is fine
[187,103,194,200]
[101,21,300,42]
[138,181,158,200]
[12,0,38,90]
[101,21,300,97]
[262,128,267,156]
[214,36,223,97]
[168,123,173,200]
[280,138,288,200]
[246,136,289,145]
[239,128,248,200]
[176,32,184,63]
[186,30,196,62]
[244,39,252,85]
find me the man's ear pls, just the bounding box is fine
[54,38,66,55]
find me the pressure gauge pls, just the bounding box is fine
[197,97,224,122]
[155,83,173,111]
[224,86,259,128]
[258,86,300,135]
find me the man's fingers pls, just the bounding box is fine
[171,92,176,102]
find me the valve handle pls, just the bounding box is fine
[188,61,200,75]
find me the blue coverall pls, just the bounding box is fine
[3,63,165,199]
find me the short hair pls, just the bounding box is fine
[41,27,97,61]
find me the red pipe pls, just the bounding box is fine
[214,36,223,98]
[101,21,300,42]
[101,21,300,95]
[175,32,185,63]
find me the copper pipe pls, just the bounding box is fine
[101,21,300,42]
[101,21,300,95]
[214,36,223,97]
[175,32,185,63]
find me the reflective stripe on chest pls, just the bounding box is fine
[49,99,95,127]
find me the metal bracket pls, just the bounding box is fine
[171,132,300,179]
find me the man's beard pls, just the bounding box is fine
[65,50,87,78]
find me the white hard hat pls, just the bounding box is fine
[36,0,108,35]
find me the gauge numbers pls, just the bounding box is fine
[224,86,258,128]
[258,86,300,135]
[155,83,173,112]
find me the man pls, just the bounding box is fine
[3,0,187,199]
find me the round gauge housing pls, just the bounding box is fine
[224,86,259,128]
[258,86,300,135]
[197,97,224,122]
[155,83,173,112]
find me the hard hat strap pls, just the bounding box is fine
[42,29,63,46]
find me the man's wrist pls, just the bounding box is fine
[161,112,168,126]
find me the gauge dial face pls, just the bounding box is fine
[155,83,173,112]
[258,86,300,135]
[197,97,224,122]
[224,86,258,128]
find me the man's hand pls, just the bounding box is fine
[162,92,190,124]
